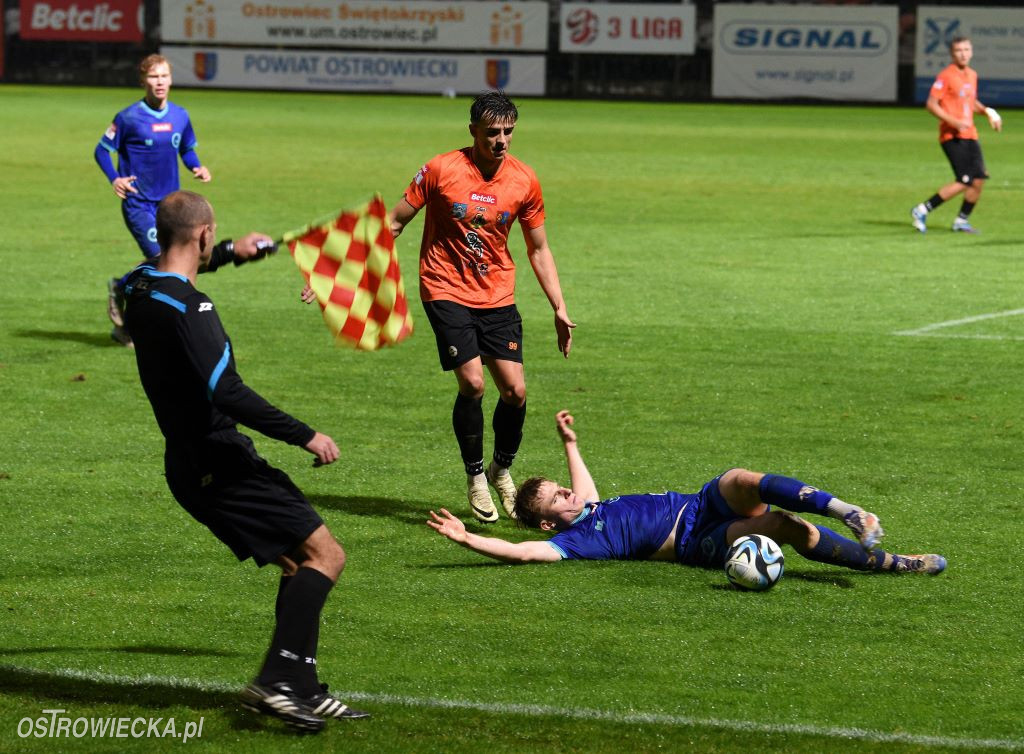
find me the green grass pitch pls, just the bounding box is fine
[1,85,1022,752]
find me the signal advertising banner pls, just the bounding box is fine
[20,0,143,41]
[712,4,898,102]
[915,6,1024,106]
[161,46,546,96]
[160,0,548,52]
[559,3,696,56]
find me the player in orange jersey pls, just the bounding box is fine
[911,37,1002,234]
[390,91,575,524]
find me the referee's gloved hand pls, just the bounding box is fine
[306,432,340,467]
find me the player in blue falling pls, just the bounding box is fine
[94,54,212,347]
[427,410,947,577]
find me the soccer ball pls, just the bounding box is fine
[724,535,784,591]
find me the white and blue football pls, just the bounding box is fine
[724,534,784,591]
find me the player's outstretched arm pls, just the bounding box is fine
[427,509,561,564]
[389,198,420,239]
[555,411,599,502]
[523,224,575,358]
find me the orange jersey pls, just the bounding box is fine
[403,147,545,308]
[930,63,979,143]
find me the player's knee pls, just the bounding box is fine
[460,375,487,398]
[500,383,526,406]
[719,468,763,509]
[729,468,761,493]
[320,540,346,581]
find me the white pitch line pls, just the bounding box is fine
[4,664,1023,751]
[894,307,1024,338]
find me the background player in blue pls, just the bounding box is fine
[123,191,368,732]
[427,410,946,576]
[95,54,212,346]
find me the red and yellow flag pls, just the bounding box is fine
[283,195,413,350]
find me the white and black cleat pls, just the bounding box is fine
[486,462,518,519]
[468,477,499,523]
[303,683,371,720]
[240,682,326,733]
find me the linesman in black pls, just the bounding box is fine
[123,190,368,732]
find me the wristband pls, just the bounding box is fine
[985,106,1001,122]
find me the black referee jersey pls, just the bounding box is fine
[123,265,315,456]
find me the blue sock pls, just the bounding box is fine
[805,526,887,571]
[758,474,833,514]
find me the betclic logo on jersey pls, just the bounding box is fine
[21,0,144,41]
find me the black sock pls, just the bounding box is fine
[492,399,526,469]
[453,393,484,476]
[258,567,333,697]
[958,200,975,219]
[924,194,944,212]
[275,575,292,619]
[275,574,321,689]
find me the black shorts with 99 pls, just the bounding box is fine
[422,299,523,371]
[164,431,323,567]
[942,138,989,185]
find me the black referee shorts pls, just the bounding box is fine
[165,432,323,567]
[422,299,523,371]
[942,138,989,185]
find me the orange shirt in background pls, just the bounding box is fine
[403,147,545,309]
[930,63,979,143]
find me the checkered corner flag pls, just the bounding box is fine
[282,194,413,351]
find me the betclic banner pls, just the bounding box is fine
[915,6,1024,105]
[161,1,548,52]
[713,4,898,102]
[161,45,546,96]
[20,0,143,41]
[560,3,696,56]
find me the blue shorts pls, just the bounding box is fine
[676,474,770,569]
[121,197,161,258]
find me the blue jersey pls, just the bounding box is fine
[548,492,701,561]
[97,100,199,203]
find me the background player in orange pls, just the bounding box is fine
[390,91,575,524]
[911,36,1002,234]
